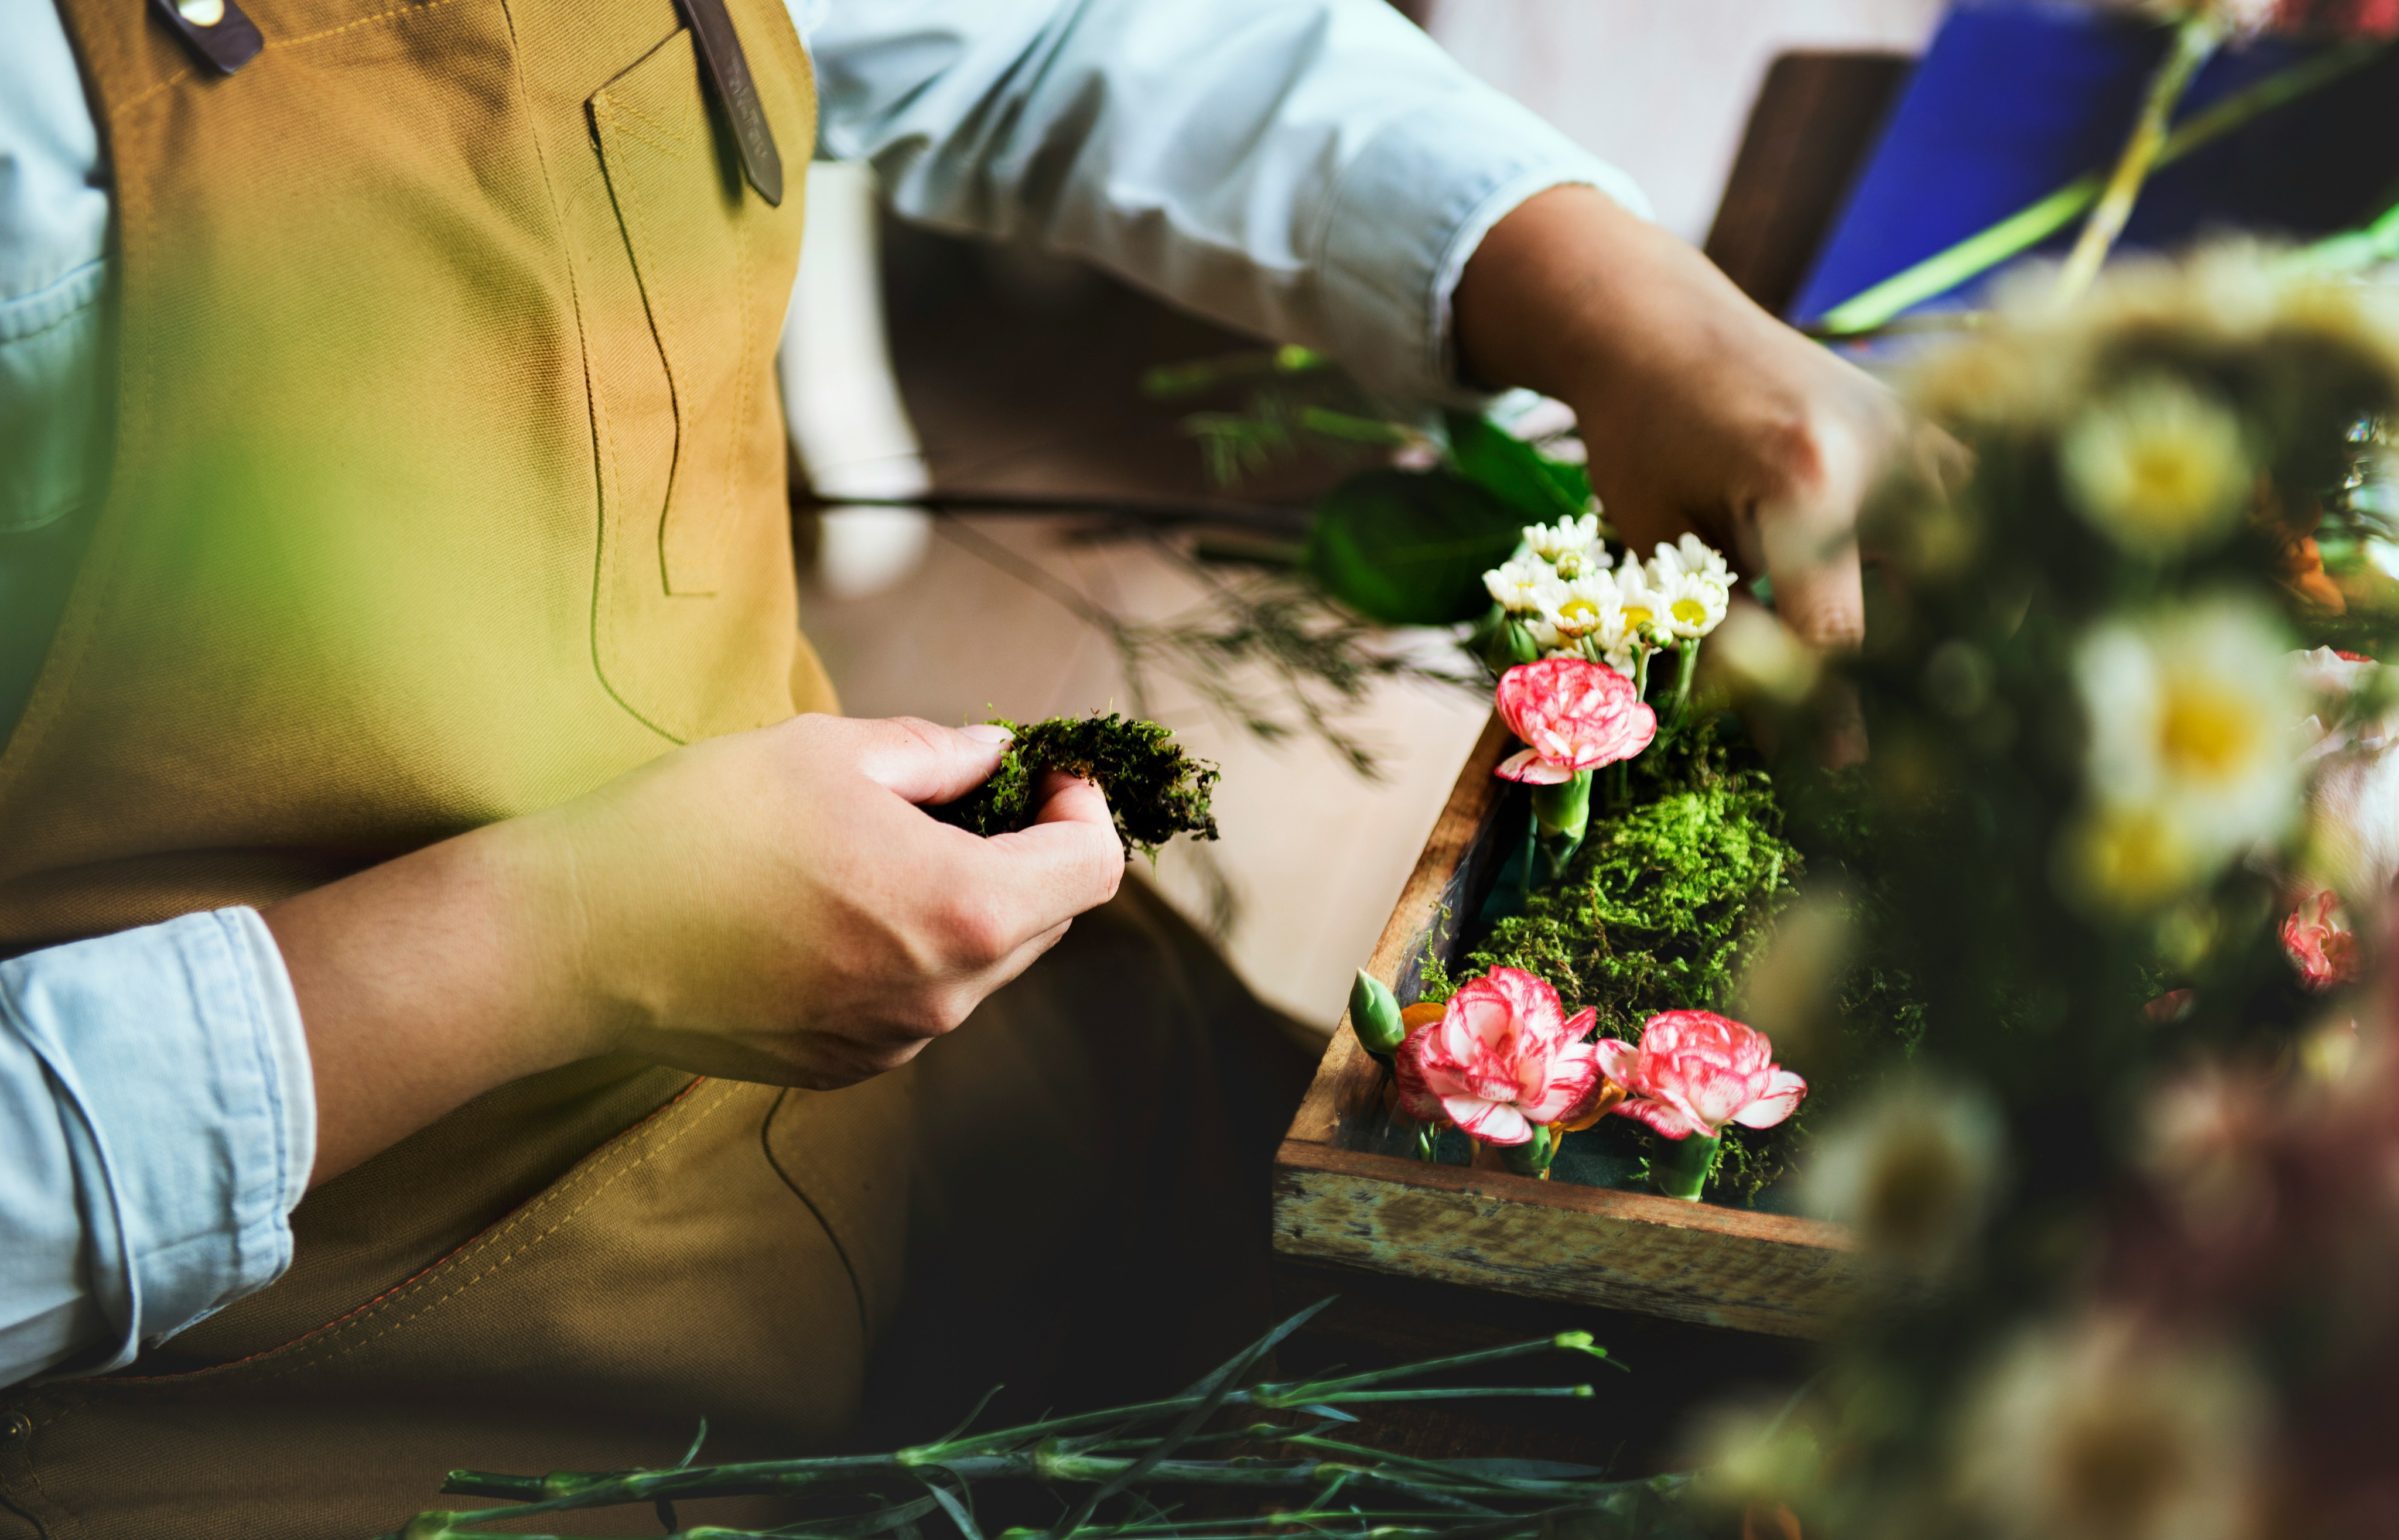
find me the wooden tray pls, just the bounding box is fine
[1272,716,1870,1341]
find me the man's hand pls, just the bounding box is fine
[265,716,1123,1184]
[1454,184,1913,652]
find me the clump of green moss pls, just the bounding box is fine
[1414,725,1873,1203]
[932,713,1220,858]
[1416,736,1928,1202]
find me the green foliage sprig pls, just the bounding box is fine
[384,1302,1702,1540]
[932,713,1220,857]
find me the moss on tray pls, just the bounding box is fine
[932,713,1220,858]
[1420,721,1923,1203]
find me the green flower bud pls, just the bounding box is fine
[1349,969,1407,1055]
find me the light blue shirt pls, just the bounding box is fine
[0,0,1642,1388]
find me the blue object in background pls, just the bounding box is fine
[1789,0,2399,326]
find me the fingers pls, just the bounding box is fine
[1759,514,1866,653]
[982,779,1124,926]
[1027,768,1113,831]
[847,716,1011,806]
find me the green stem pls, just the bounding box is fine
[1662,642,1700,737]
[1813,40,2387,334]
[1498,1123,1558,1178]
[2297,194,2399,273]
[1652,1134,1723,1203]
[2055,15,2225,303]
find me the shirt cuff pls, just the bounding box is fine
[1315,92,1653,405]
[0,908,314,1384]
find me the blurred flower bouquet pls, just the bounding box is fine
[1684,247,2399,1538]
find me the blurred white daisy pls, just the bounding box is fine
[1952,1313,2263,1540]
[2066,594,2301,910]
[1802,1076,2004,1274]
[2058,375,2253,559]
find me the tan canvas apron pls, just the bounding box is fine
[0,0,933,1531]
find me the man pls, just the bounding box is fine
[0,0,1902,1530]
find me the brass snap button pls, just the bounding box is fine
[0,1412,29,1453]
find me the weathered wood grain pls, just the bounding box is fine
[1287,715,1513,1146]
[1274,1142,1866,1340]
[1275,711,1874,1340]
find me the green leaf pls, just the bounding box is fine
[1445,411,1587,523]
[1305,468,1525,625]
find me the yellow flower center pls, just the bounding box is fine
[1671,597,1710,627]
[2121,442,2229,532]
[1622,605,1653,630]
[1556,598,1599,632]
[2157,680,2257,784]
[2076,807,2190,911]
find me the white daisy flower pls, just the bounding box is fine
[1481,557,1554,615]
[1549,544,1611,583]
[1520,513,1604,562]
[2058,375,2253,559]
[1529,573,1619,648]
[1607,562,1673,646]
[2063,593,2302,911]
[1646,563,1731,641]
[1648,533,1734,589]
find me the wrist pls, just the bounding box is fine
[264,812,620,1182]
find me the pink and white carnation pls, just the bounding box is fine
[1593,1010,1807,1139]
[1393,967,1607,1146]
[1493,658,1656,785]
[2281,888,2359,991]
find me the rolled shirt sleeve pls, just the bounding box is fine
[804,0,1651,403]
[0,908,315,1388]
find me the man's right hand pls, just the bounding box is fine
[265,714,1125,1185]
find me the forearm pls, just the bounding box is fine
[811,0,1642,402]
[1454,183,1907,654]
[264,813,604,1185]
[1455,185,1778,409]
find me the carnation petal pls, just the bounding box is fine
[1731,1069,1809,1129]
[1495,748,1573,785]
[1617,1097,1705,1139]
[1449,1097,1533,1146]
[1520,1044,1603,1123]
[1591,1036,1641,1084]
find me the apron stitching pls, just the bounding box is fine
[609,94,695,155]
[107,67,192,120]
[278,0,466,50]
[258,1079,744,1379]
[597,98,691,165]
[720,186,756,576]
[83,1074,715,1387]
